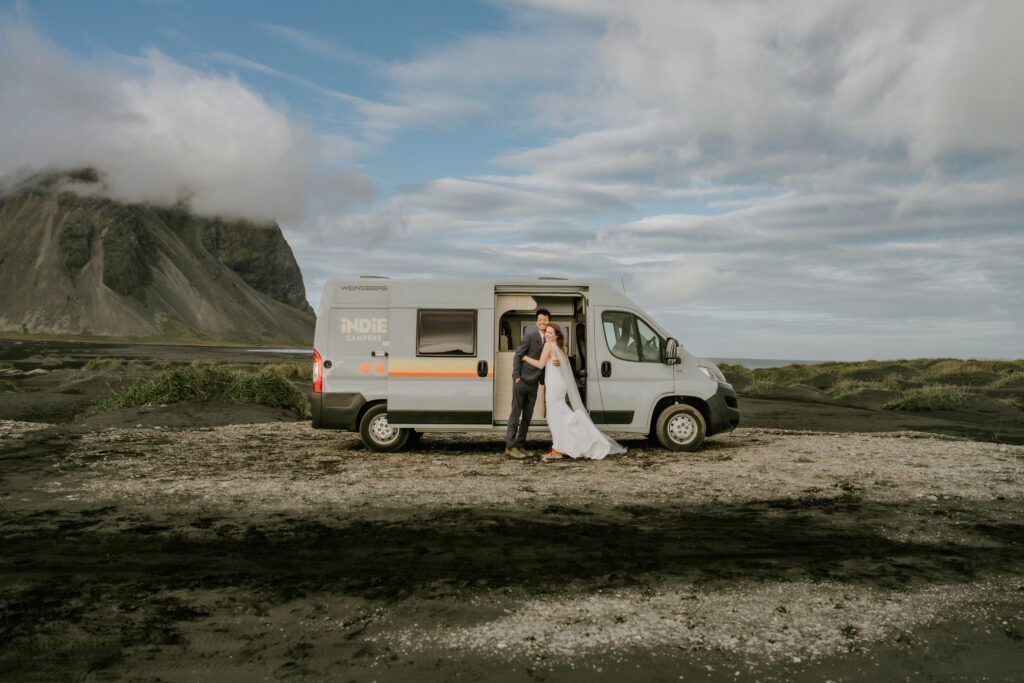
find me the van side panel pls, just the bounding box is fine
[387,307,495,426]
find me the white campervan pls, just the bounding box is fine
[311,278,739,452]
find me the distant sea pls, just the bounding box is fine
[707,358,828,370]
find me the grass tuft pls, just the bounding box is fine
[717,362,753,377]
[82,359,125,371]
[742,378,776,398]
[884,385,970,411]
[987,372,1024,389]
[1,378,19,392]
[263,363,314,381]
[757,364,821,384]
[824,379,880,399]
[998,397,1024,411]
[225,370,308,414]
[879,374,910,391]
[924,358,1022,377]
[78,365,307,418]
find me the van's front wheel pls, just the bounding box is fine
[655,404,706,451]
[359,404,410,452]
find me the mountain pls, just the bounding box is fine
[0,169,315,346]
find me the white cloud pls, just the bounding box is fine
[0,16,373,222]
[480,0,1024,193]
[633,261,732,305]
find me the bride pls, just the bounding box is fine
[521,322,626,461]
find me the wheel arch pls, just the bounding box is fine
[649,395,712,435]
[356,398,387,431]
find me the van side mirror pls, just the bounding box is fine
[664,338,680,365]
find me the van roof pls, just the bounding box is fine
[320,277,640,310]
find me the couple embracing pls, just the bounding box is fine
[505,309,626,462]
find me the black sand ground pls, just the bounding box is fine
[2,340,1023,681]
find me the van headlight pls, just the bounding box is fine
[699,363,727,383]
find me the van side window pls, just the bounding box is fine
[636,317,663,363]
[417,309,476,356]
[602,311,640,362]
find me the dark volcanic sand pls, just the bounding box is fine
[2,340,1023,681]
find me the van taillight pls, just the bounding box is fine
[313,348,323,393]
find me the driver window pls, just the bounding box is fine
[636,317,663,363]
[602,311,640,362]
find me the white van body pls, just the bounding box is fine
[311,278,739,451]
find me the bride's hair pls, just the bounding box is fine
[547,322,567,354]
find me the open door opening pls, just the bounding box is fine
[493,291,589,425]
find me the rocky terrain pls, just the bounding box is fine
[2,421,1022,681]
[0,169,314,346]
[1,341,1023,681]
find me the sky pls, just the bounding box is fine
[1,0,1022,361]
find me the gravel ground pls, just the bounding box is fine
[2,422,1023,681]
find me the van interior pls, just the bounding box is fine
[495,293,587,425]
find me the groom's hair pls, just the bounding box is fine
[536,308,551,320]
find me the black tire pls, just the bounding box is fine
[655,404,706,452]
[359,404,410,452]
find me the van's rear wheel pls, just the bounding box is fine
[359,404,410,452]
[655,404,706,451]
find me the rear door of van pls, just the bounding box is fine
[319,283,391,428]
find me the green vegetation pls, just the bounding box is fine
[265,363,314,381]
[879,374,908,391]
[716,362,753,380]
[723,357,1023,413]
[823,379,878,399]
[1,378,18,392]
[923,358,1023,377]
[78,365,307,418]
[760,364,821,385]
[987,373,1024,389]
[884,385,971,411]
[82,359,125,371]
[998,397,1024,411]
[743,378,776,398]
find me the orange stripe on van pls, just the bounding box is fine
[387,359,492,379]
[389,371,489,378]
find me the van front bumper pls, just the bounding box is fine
[707,383,740,435]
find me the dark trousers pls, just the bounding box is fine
[506,379,538,448]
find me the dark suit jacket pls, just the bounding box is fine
[512,326,545,384]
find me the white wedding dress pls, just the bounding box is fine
[544,345,626,459]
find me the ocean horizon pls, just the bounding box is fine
[707,357,829,369]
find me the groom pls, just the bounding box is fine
[505,308,557,459]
